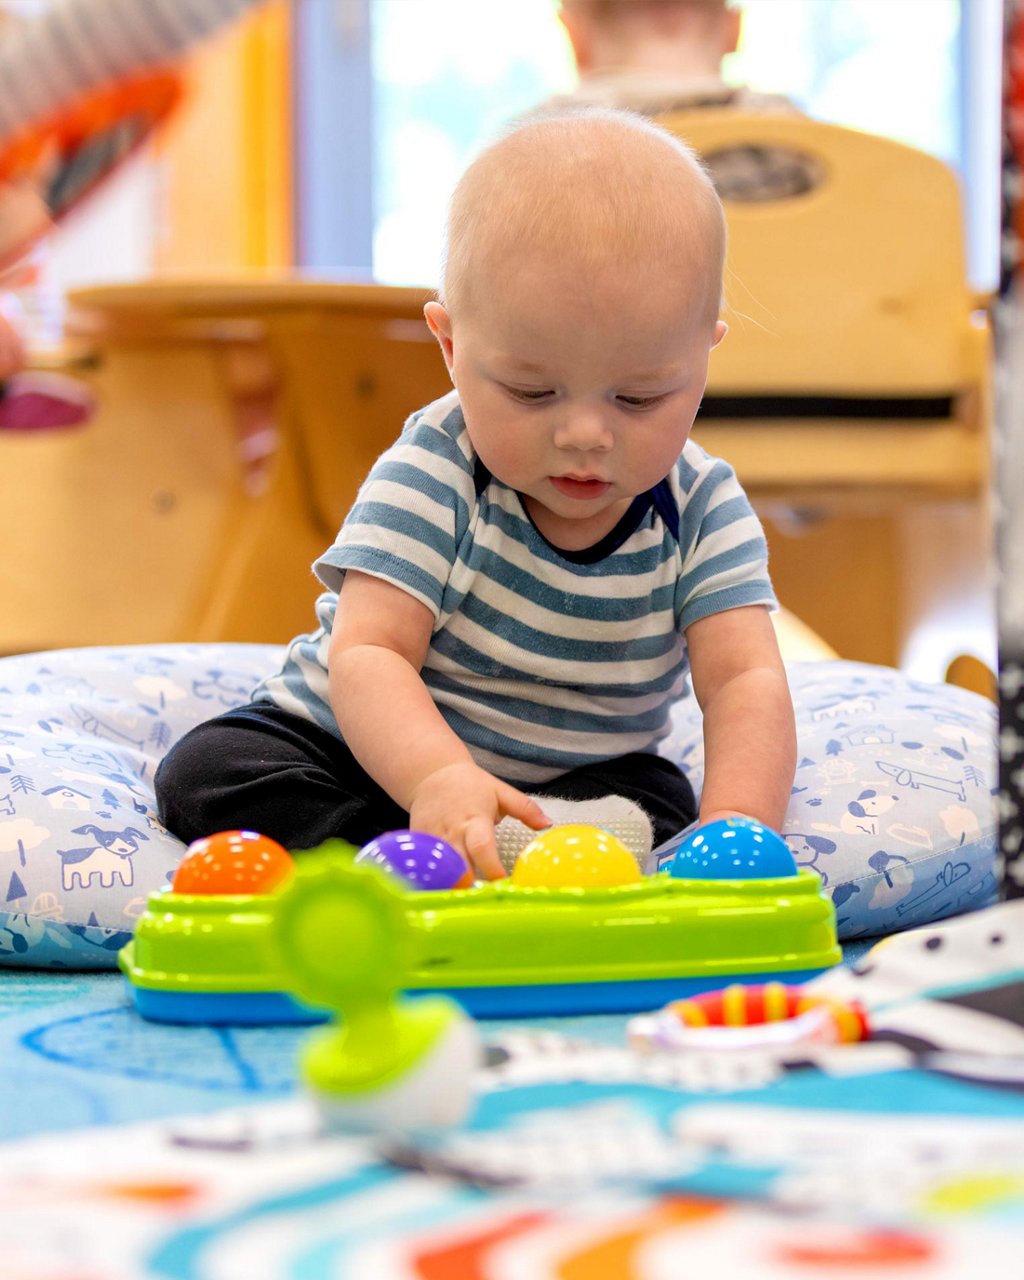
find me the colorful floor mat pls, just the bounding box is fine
[4,916,1024,1277]
[0,969,640,1140]
[5,1034,1024,1278]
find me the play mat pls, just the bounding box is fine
[5,901,1024,1277]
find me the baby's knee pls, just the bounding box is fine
[154,720,235,839]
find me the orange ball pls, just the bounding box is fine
[172,830,294,895]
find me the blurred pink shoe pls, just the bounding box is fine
[0,370,94,430]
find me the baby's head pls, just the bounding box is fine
[439,106,725,334]
[425,109,728,549]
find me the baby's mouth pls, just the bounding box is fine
[550,475,611,500]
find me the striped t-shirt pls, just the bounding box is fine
[253,392,775,784]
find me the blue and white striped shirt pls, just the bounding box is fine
[253,392,775,784]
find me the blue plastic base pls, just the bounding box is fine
[430,969,831,1019]
[127,968,831,1025]
[128,984,329,1026]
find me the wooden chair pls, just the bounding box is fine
[656,108,993,668]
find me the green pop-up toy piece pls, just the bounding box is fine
[271,847,479,1127]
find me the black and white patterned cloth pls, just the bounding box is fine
[999,0,1024,898]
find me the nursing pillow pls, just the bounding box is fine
[0,644,998,967]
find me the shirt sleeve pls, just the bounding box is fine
[673,441,777,632]
[0,0,262,146]
[314,397,476,619]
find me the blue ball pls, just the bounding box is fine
[355,829,470,891]
[667,817,797,880]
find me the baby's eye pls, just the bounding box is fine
[617,394,665,409]
[505,386,553,402]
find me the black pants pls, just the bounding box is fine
[154,702,698,853]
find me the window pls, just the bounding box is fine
[371,0,575,285]
[11,0,1000,295]
[351,0,995,289]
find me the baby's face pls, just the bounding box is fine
[427,252,724,551]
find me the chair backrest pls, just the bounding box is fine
[656,109,986,403]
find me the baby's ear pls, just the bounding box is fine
[424,301,456,377]
[711,320,728,349]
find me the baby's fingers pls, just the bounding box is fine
[497,784,551,832]
[463,816,506,881]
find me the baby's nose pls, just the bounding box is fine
[554,406,612,451]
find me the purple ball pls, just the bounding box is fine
[355,829,470,891]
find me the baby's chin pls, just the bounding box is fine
[524,490,634,552]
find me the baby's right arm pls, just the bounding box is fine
[328,570,548,878]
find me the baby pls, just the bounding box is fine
[155,107,796,879]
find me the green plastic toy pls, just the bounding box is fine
[119,838,840,1023]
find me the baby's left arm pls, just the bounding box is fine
[685,605,796,832]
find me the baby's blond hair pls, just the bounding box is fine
[440,107,726,325]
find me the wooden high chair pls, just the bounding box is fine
[656,108,993,667]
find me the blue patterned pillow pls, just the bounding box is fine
[0,644,282,967]
[0,647,998,967]
[661,660,999,939]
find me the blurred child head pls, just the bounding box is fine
[559,0,741,78]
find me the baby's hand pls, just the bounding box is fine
[408,762,550,880]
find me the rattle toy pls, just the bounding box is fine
[120,820,840,1023]
[628,981,869,1055]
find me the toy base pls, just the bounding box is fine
[425,969,832,1019]
[126,967,832,1025]
[127,983,328,1026]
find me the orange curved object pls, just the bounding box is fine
[665,982,869,1044]
[0,69,182,184]
[0,68,182,273]
[172,830,294,896]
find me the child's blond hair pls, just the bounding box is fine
[441,107,726,326]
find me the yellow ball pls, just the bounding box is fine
[511,824,642,888]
